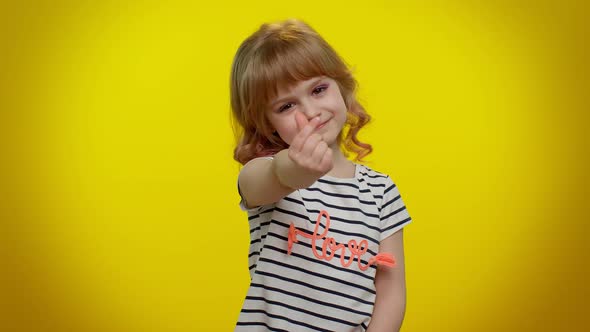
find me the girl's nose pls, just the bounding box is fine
[300,103,320,119]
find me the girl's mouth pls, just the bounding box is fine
[317,119,330,129]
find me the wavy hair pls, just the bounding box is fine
[230,19,372,165]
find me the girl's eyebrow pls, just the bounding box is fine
[270,77,325,108]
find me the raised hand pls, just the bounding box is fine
[286,112,334,182]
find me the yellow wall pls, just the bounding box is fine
[1,1,588,331]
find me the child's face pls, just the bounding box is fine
[266,76,348,148]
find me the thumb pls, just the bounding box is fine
[295,112,309,132]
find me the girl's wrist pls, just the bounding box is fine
[273,149,297,189]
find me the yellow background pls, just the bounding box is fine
[1,1,588,331]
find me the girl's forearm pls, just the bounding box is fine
[273,149,321,189]
[368,229,407,331]
[366,288,406,332]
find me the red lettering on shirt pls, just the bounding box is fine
[287,210,395,271]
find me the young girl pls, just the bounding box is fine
[230,19,412,332]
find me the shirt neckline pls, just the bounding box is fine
[320,163,360,182]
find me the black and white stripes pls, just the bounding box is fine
[236,164,411,331]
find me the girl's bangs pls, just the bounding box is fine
[252,39,336,108]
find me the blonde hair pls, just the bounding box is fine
[230,19,372,165]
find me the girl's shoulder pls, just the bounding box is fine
[356,164,389,179]
[356,164,394,185]
[354,164,401,200]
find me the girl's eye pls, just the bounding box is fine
[278,103,294,113]
[312,84,328,95]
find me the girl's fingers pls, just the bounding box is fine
[300,133,322,157]
[319,148,333,171]
[311,140,329,165]
[291,116,320,152]
[294,112,309,132]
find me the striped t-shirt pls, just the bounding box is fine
[236,162,412,332]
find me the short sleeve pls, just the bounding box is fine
[379,176,412,241]
[238,178,268,212]
[237,156,275,212]
[238,181,256,211]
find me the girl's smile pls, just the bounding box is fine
[316,117,332,130]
